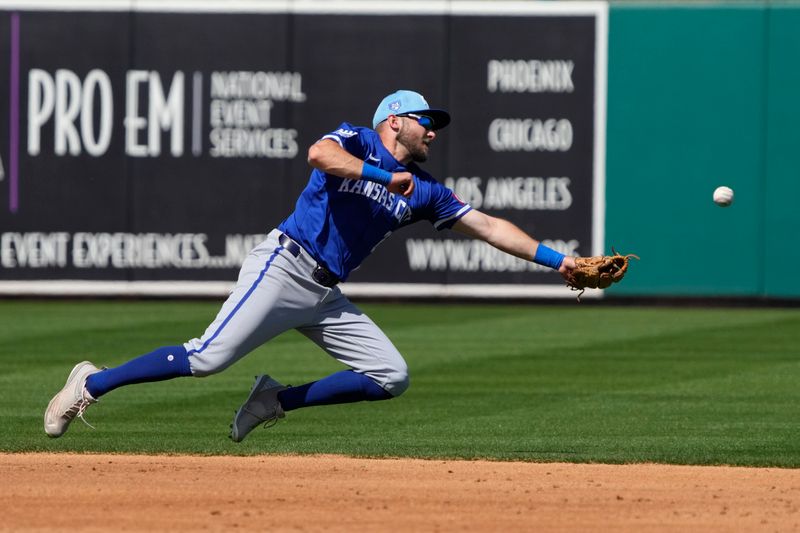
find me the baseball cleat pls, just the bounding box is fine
[44,361,101,438]
[230,375,287,443]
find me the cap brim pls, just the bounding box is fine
[408,108,451,131]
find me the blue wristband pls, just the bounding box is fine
[361,162,393,187]
[533,244,566,270]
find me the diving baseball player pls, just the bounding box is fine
[45,90,578,442]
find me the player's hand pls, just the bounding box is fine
[558,256,576,281]
[388,172,415,198]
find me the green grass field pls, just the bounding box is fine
[2,300,798,467]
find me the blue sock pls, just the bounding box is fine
[85,345,193,398]
[278,370,392,411]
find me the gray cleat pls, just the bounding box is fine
[44,361,101,438]
[230,375,287,442]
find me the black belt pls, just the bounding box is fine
[278,232,340,288]
[278,232,301,257]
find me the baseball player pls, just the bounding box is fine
[44,90,577,442]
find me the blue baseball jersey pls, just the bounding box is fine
[279,122,472,281]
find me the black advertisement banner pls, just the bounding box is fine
[0,2,607,297]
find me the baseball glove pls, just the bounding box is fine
[564,248,639,301]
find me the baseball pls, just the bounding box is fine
[713,186,734,207]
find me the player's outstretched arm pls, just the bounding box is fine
[307,139,414,197]
[452,210,575,277]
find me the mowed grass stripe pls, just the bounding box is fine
[1,301,798,465]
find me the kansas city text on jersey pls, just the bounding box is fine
[336,178,412,223]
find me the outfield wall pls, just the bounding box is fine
[606,3,800,299]
[0,1,798,300]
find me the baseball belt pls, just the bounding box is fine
[278,232,340,288]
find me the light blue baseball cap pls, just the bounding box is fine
[372,90,451,131]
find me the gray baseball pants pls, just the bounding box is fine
[183,229,409,396]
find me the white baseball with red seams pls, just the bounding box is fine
[713,186,734,207]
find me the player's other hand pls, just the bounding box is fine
[388,172,415,198]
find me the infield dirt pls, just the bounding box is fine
[2,453,799,532]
